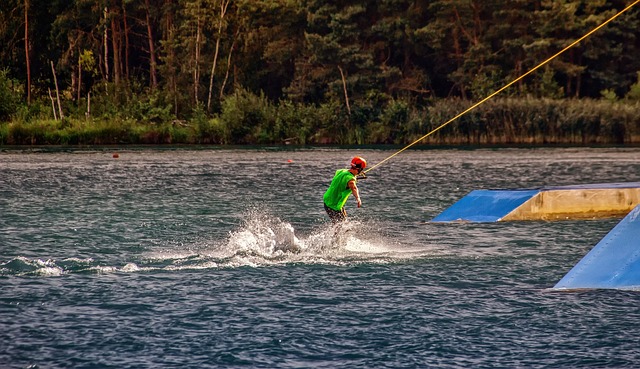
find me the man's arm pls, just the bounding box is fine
[348,180,361,208]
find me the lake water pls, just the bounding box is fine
[2,146,640,368]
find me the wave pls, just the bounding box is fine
[1,210,437,276]
[1,256,100,277]
[151,209,423,270]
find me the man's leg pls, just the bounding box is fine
[324,204,346,223]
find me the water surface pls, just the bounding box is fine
[2,146,640,368]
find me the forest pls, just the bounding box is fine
[1,0,639,145]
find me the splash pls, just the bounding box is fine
[198,209,404,268]
[0,257,111,277]
[223,210,304,256]
[145,209,407,270]
[1,211,427,276]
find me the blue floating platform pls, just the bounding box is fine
[431,189,539,222]
[432,182,640,222]
[554,204,640,290]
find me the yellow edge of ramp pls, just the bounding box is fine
[502,185,640,221]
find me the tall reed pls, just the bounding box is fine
[1,97,638,145]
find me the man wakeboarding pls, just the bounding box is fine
[323,156,366,223]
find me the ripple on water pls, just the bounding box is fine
[3,147,640,368]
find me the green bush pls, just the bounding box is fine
[13,100,54,123]
[311,100,349,144]
[404,97,640,145]
[218,89,276,144]
[129,92,173,124]
[0,123,8,144]
[370,99,410,144]
[0,69,20,121]
[6,119,61,144]
[189,104,223,144]
[196,117,226,144]
[1,95,639,146]
[627,72,640,101]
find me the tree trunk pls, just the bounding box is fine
[86,92,91,119]
[220,29,238,99]
[144,0,158,89]
[338,65,351,115]
[72,59,79,102]
[194,9,202,105]
[110,3,121,86]
[162,0,178,114]
[51,61,64,119]
[77,53,83,103]
[206,35,220,111]
[122,2,130,80]
[24,0,31,105]
[48,88,57,120]
[104,7,110,84]
[207,0,231,111]
[575,51,582,98]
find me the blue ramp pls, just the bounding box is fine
[554,205,640,290]
[431,189,539,222]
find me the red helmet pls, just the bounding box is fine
[351,156,367,170]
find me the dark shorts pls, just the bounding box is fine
[324,203,346,223]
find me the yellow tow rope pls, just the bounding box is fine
[364,0,640,175]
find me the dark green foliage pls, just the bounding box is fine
[627,72,640,101]
[417,98,640,145]
[217,89,276,144]
[0,69,19,121]
[274,101,317,145]
[1,0,640,146]
[1,95,638,145]
[190,104,223,144]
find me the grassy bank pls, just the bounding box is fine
[1,96,639,146]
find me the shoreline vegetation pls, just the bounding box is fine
[3,2,640,147]
[1,94,639,146]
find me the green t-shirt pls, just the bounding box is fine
[323,169,356,211]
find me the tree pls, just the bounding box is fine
[369,0,431,100]
[414,0,474,98]
[1,0,638,127]
[51,0,102,102]
[24,0,31,104]
[143,0,158,89]
[288,0,391,106]
[579,1,640,98]
[206,0,231,111]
